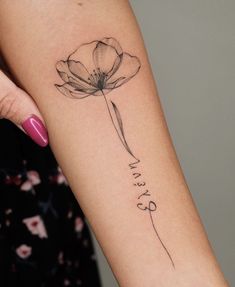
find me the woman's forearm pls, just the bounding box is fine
[0,1,228,286]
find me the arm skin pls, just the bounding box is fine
[0,1,229,286]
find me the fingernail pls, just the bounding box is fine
[21,114,49,147]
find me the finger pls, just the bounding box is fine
[0,69,49,147]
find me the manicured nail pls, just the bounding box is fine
[21,114,48,147]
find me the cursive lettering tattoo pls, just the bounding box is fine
[55,37,175,267]
[129,158,175,267]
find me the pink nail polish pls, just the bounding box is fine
[21,115,49,147]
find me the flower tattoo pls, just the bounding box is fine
[55,37,140,98]
[55,37,175,267]
[55,37,140,158]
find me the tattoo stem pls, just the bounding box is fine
[102,92,175,268]
[149,210,175,268]
[102,91,138,160]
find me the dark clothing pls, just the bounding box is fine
[0,119,102,287]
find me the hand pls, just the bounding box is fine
[0,56,48,147]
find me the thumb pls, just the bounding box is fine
[0,70,49,147]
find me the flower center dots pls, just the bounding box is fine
[87,68,107,90]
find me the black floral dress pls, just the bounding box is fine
[0,119,102,287]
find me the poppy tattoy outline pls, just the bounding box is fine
[55,37,140,158]
[55,37,175,268]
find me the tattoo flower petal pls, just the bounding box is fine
[55,37,141,98]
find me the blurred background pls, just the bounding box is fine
[89,0,235,286]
